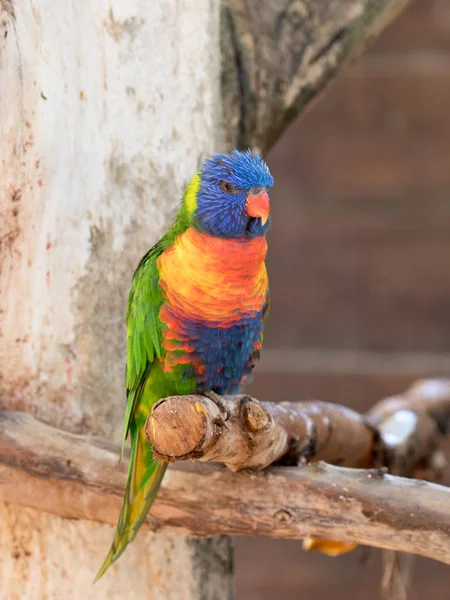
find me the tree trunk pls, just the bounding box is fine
[0,1,232,598]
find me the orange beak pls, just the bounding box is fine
[246,190,270,225]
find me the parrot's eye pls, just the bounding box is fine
[220,181,235,193]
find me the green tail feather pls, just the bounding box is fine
[94,423,167,582]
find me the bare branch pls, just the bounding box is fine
[146,394,374,469]
[368,378,450,477]
[368,378,450,436]
[0,379,450,565]
[221,0,411,151]
[146,379,450,480]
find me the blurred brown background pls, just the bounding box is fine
[236,1,450,598]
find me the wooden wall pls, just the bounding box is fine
[237,1,450,597]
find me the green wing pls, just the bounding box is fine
[121,243,165,454]
[121,219,187,453]
[96,221,192,581]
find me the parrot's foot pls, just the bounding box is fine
[203,390,229,419]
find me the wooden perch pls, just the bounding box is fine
[0,409,449,564]
[0,379,449,565]
[367,378,450,477]
[147,394,374,469]
[146,379,450,480]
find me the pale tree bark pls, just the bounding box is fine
[0,0,410,599]
[0,2,232,599]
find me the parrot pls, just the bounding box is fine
[95,149,274,580]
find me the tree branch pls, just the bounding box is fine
[221,0,411,152]
[368,378,450,478]
[0,379,449,564]
[146,394,374,469]
[146,379,449,480]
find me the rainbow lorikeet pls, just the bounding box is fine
[95,149,274,580]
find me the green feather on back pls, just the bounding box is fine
[121,205,193,443]
[122,216,190,449]
[121,243,165,455]
[96,181,198,581]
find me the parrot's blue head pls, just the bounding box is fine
[182,149,274,239]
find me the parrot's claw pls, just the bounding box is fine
[203,390,229,419]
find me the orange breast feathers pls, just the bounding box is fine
[157,228,269,326]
